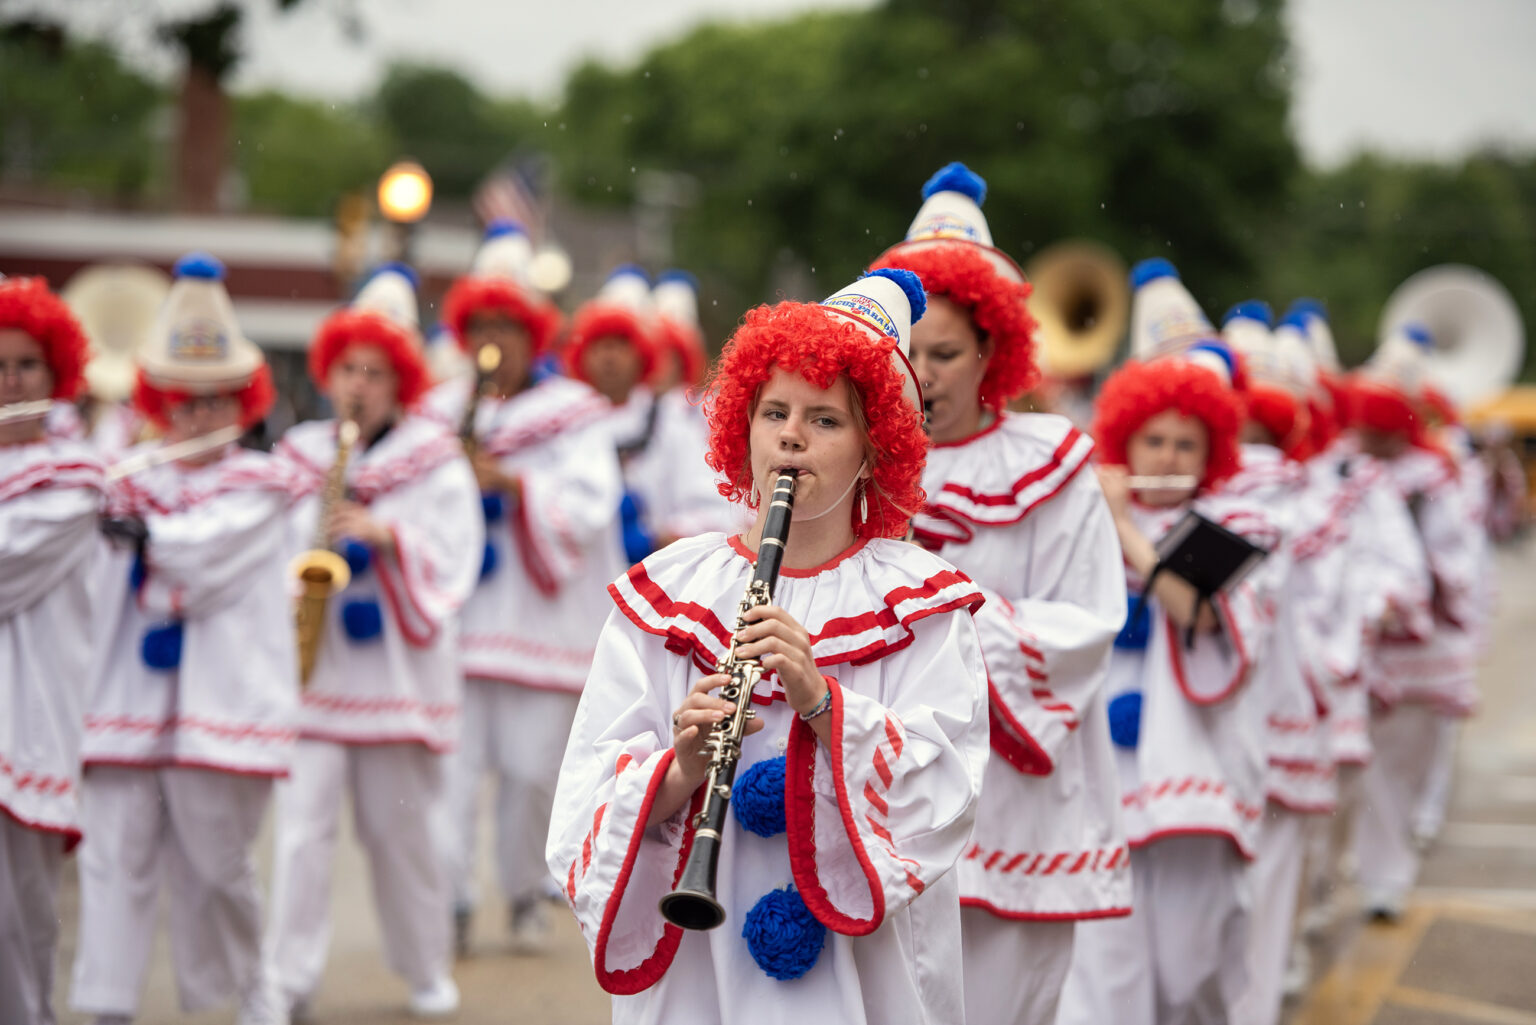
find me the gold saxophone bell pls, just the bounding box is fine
[292,416,361,687]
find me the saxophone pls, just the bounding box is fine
[659,468,798,930]
[290,407,361,686]
[458,342,503,456]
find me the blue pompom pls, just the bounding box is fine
[1277,309,1311,333]
[742,886,826,981]
[1130,258,1179,289]
[920,161,987,206]
[861,267,927,324]
[732,755,787,837]
[340,537,372,577]
[656,269,699,291]
[481,491,506,524]
[484,219,528,240]
[1115,593,1151,650]
[1285,298,1327,324]
[367,261,420,291]
[342,598,384,642]
[128,553,146,591]
[1402,322,1435,348]
[620,490,654,563]
[479,541,499,580]
[1107,692,1143,749]
[607,263,651,286]
[141,621,184,671]
[1186,340,1239,384]
[1222,300,1274,328]
[531,352,563,383]
[173,252,225,281]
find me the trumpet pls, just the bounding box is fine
[290,407,361,686]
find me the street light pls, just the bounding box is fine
[377,160,433,263]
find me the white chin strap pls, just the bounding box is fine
[792,460,867,522]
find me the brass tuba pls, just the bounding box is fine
[290,410,361,686]
[1378,264,1526,410]
[1025,240,1129,379]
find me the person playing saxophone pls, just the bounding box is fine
[265,264,482,1021]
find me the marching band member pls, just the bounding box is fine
[1058,262,1276,1025]
[566,266,736,561]
[0,276,104,1025]
[423,222,626,954]
[265,265,482,1019]
[1348,324,1485,922]
[69,254,294,1025]
[871,163,1128,1025]
[547,270,990,1023]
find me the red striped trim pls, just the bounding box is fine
[0,755,73,797]
[301,693,457,718]
[959,897,1132,922]
[0,459,104,503]
[938,429,1083,506]
[0,802,81,852]
[84,714,296,744]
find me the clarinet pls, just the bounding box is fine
[659,469,799,930]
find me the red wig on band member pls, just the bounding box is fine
[1091,358,1245,490]
[440,277,562,355]
[563,304,659,385]
[870,244,1039,410]
[1243,381,1308,460]
[705,302,927,540]
[1303,392,1339,459]
[1420,384,1460,428]
[307,309,429,408]
[131,363,276,431]
[0,276,89,400]
[654,315,707,389]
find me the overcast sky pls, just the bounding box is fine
[24,0,1536,167]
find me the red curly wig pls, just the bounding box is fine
[654,315,707,389]
[870,244,1039,410]
[440,277,562,355]
[1420,384,1460,428]
[705,302,927,539]
[563,304,658,385]
[307,310,429,408]
[1091,358,1244,490]
[1243,383,1308,460]
[131,363,275,431]
[1303,392,1338,459]
[0,276,89,400]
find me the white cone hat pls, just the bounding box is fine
[818,268,926,412]
[1129,258,1214,361]
[138,252,264,392]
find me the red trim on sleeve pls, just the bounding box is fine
[374,526,438,648]
[986,689,1054,776]
[510,481,560,597]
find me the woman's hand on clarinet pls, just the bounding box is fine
[670,672,764,784]
[733,605,827,719]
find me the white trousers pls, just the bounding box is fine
[1354,704,1442,904]
[1235,805,1308,1025]
[265,739,450,1002]
[439,680,579,909]
[960,907,1074,1025]
[1056,835,1249,1025]
[1413,715,1459,840]
[0,816,65,1025]
[70,765,271,1016]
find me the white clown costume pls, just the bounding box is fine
[0,276,105,1025]
[70,254,296,1025]
[872,162,1129,1025]
[547,271,990,1025]
[422,222,627,945]
[265,265,482,1015]
[1057,265,1276,1025]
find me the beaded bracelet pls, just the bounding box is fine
[798,687,833,722]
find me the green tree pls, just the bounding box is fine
[232,92,388,217]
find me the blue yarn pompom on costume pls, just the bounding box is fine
[128,553,146,591]
[173,252,224,280]
[620,491,653,564]
[141,621,184,671]
[1108,691,1143,749]
[921,161,987,206]
[1130,258,1179,289]
[733,755,787,838]
[1115,593,1151,650]
[481,491,506,524]
[479,541,498,580]
[341,537,372,577]
[861,267,927,324]
[1223,300,1274,328]
[742,886,826,981]
[342,598,384,641]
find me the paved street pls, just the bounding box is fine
[53,536,1536,1024]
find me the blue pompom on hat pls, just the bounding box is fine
[484,219,528,240]
[141,621,185,671]
[341,537,372,577]
[172,251,225,280]
[479,541,499,580]
[606,263,652,287]
[732,755,788,838]
[860,268,927,324]
[365,260,420,292]
[1285,297,1327,323]
[481,491,506,524]
[1184,340,1240,388]
[1222,300,1274,329]
[1115,592,1151,650]
[1107,691,1143,749]
[1129,257,1179,290]
[742,886,827,981]
[342,598,384,641]
[921,161,987,206]
[656,268,699,290]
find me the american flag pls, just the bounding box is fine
[472,159,546,241]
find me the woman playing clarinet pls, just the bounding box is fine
[547,270,989,1024]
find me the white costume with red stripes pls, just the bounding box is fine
[548,534,988,1025]
[909,413,1128,1025]
[610,384,742,543]
[71,445,298,1019]
[1057,494,1274,1025]
[0,435,104,1025]
[265,414,482,1005]
[421,375,627,912]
